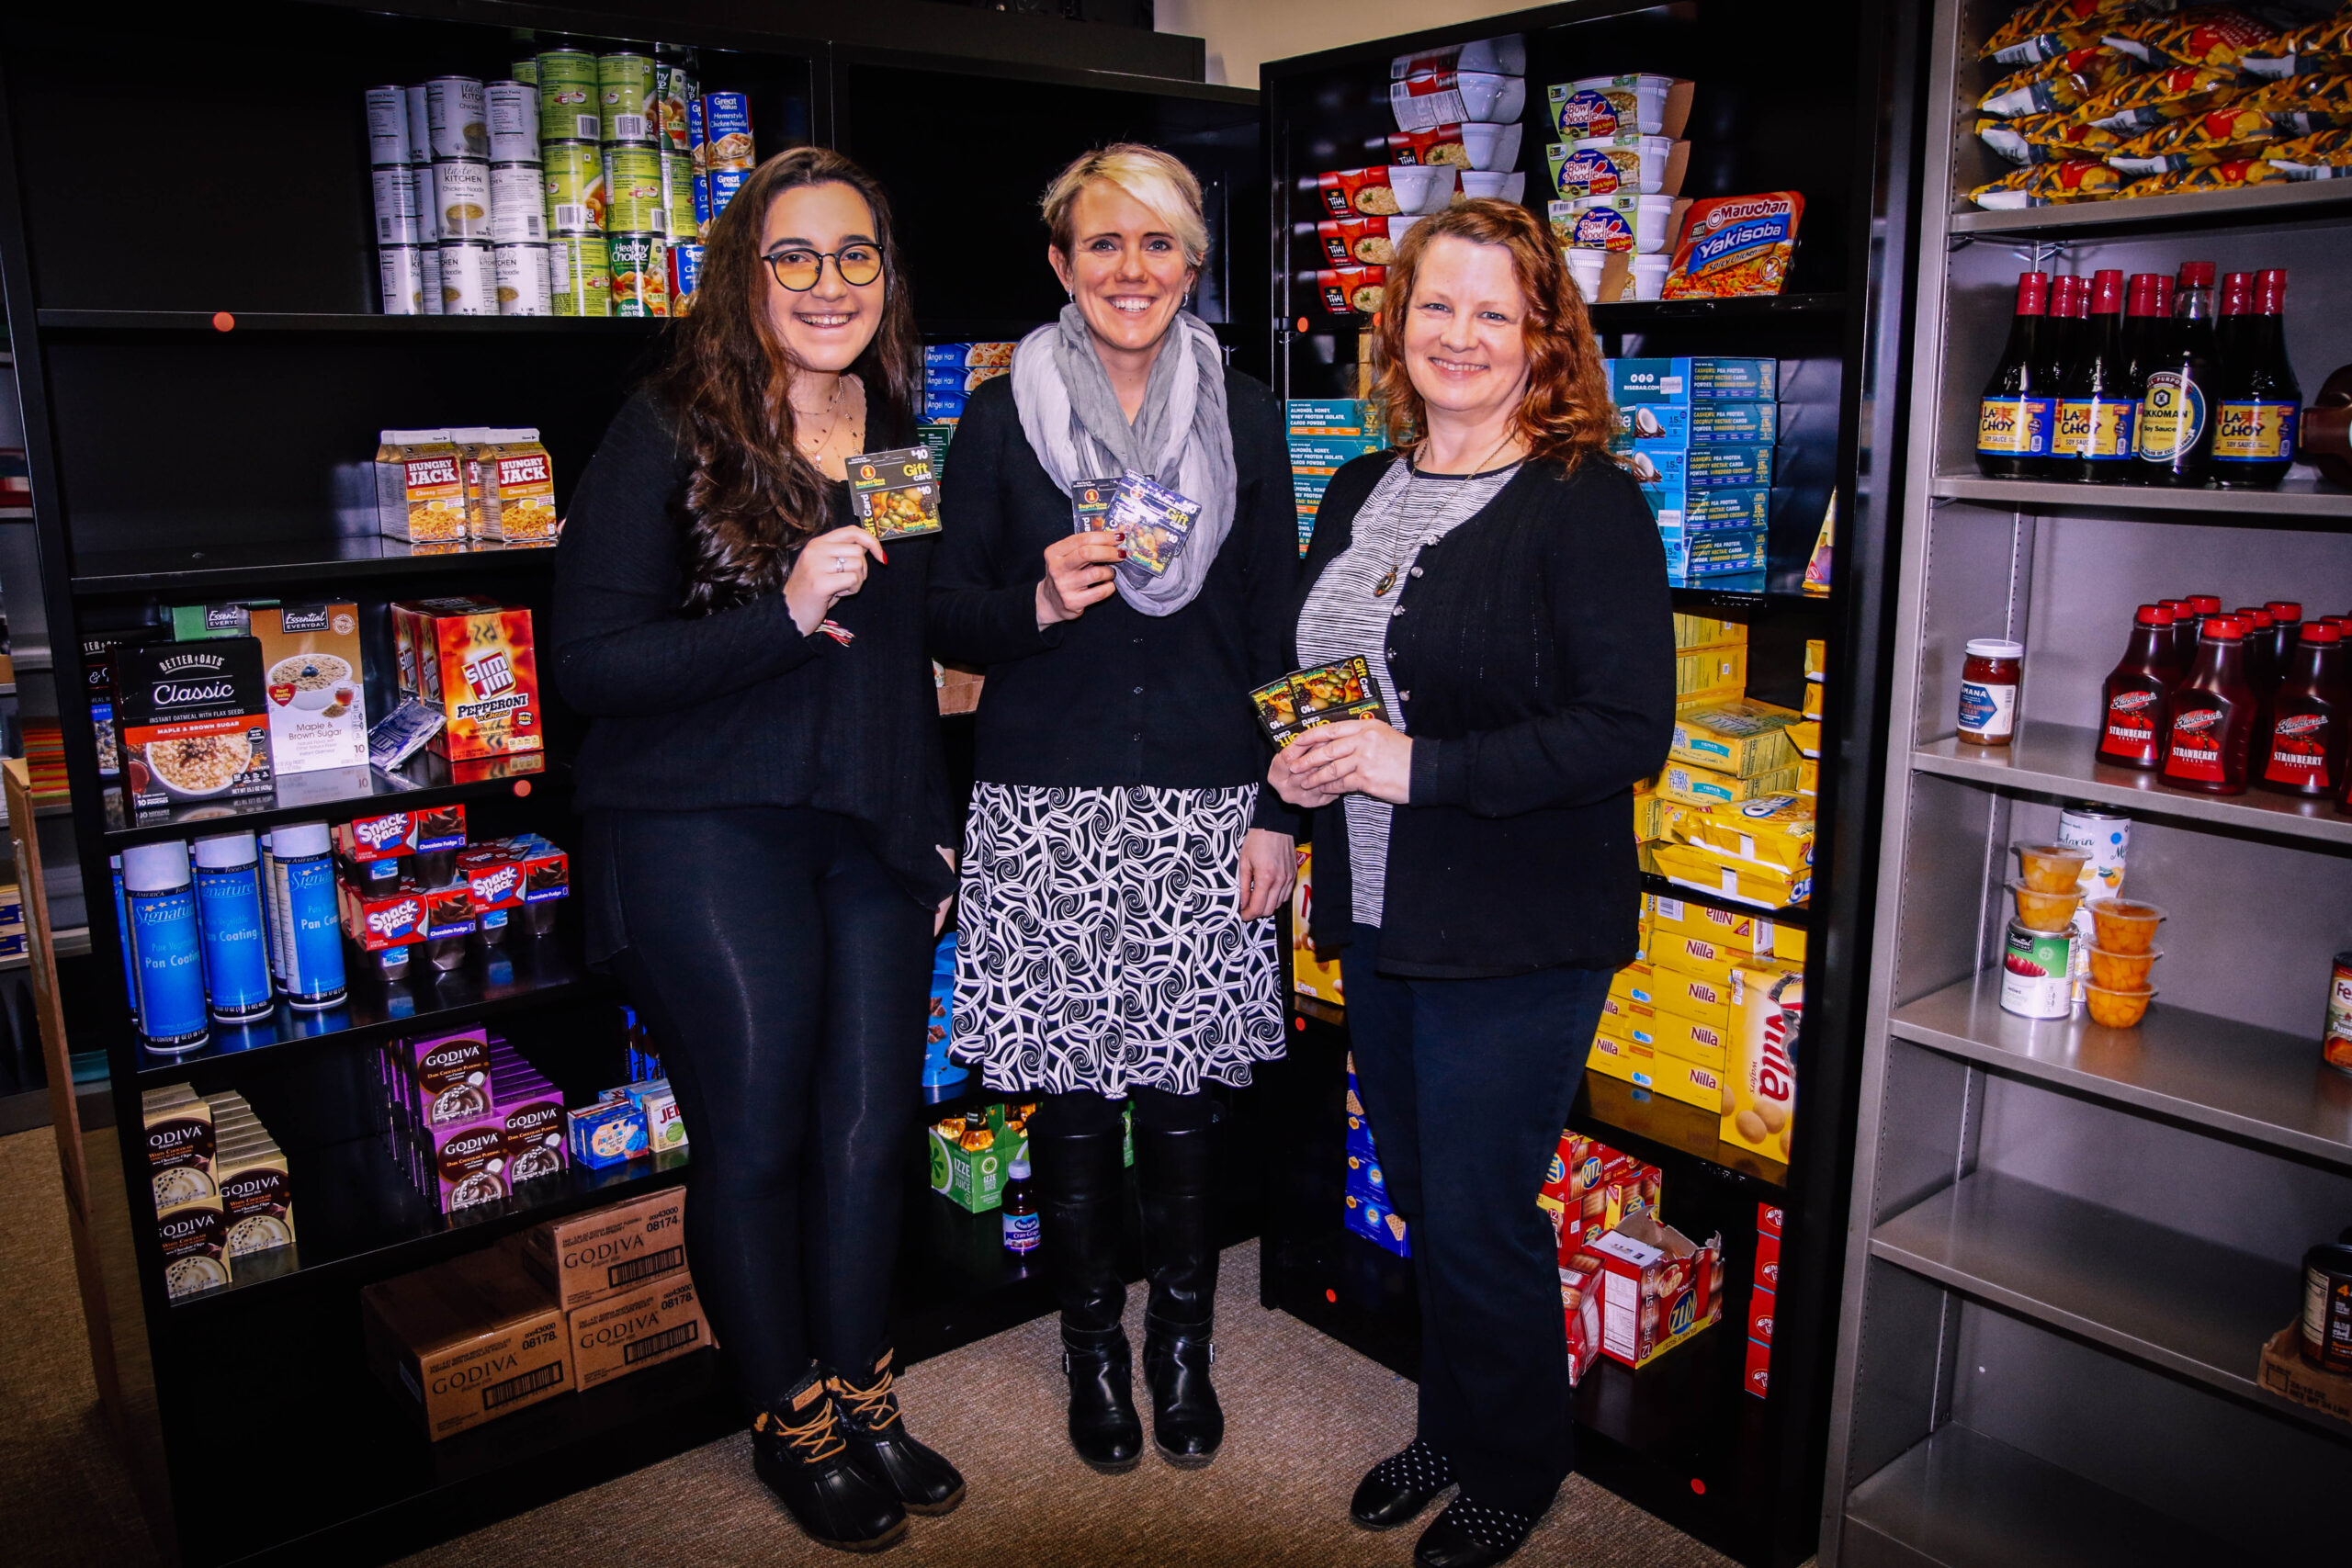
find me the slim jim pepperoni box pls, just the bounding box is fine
[392,598,544,760]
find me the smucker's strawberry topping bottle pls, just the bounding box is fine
[2098,604,2176,771]
[2163,613,2257,795]
[2260,621,2347,798]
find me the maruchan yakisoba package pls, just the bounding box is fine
[1659,192,1803,299]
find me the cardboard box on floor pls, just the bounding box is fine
[361,1248,571,1440]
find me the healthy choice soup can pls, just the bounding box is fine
[608,232,669,316]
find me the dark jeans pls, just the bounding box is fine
[1341,923,1611,1517]
[603,807,933,1413]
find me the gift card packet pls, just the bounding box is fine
[1069,476,1120,533]
[1250,655,1390,748]
[847,446,943,541]
[1106,473,1200,576]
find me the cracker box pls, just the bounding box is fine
[1344,1189,1411,1258]
[1651,840,1811,908]
[116,637,275,811]
[926,1100,1034,1213]
[522,1189,689,1311]
[569,1273,711,1393]
[569,1100,649,1168]
[1588,1213,1725,1368]
[1657,761,1802,808]
[374,428,467,543]
[250,604,368,775]
[362,1250,571,1439]
[1674,645,1747,701]
[1688,794,1815,874]
[1670,699,1801,779]
[1291,846,1347,1008]
[1671,615,1746,650]
[1724,964,1802,1162]
[1562,1248,1604,1385]
[394,599,544,760]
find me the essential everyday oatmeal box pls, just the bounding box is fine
[249,603,368,775]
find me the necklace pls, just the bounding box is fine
[793,378,848,459]
[1371,430,1519,598]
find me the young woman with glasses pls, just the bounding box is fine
[555,146,962,1553]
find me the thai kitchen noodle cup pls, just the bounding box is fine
[1631,254,1668,300]
[1385,163,1458,216]
[1564,249,1606,301]
[1458,121,1524,171]
[1458,170,1526,203]
[2000,920,2075,1020]
[2089,897,2165,954]
[2084,983,2154,1030]
[2014,842,2090,893]
[2085,943,2161,990]
[2007,878,2084,934]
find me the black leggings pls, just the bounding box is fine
[1030,1085,1216,1137]
[603,807,933,1412]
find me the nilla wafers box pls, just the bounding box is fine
[1724,963,1801,1161]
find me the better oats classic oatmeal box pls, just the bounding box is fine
[115,637,275,811]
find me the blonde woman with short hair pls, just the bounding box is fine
[929,143,1299,1472]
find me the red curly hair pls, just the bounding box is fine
[1372,199,1616,475]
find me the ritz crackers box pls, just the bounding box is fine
[391,598,544,761]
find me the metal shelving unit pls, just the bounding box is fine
[1819,2,2352,1562]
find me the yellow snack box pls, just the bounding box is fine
[481,428,559,543]
[1650,840,1811,908]
[1672,613,1746,649]
[1789,717,1822,757]
[1774,923,1809,964]
[1648,967,1736,1032]
[1803,681,1824,719]
[1676,645,1747,700]
[1723,962,1801,1162]
[1689,794,1815,874]
[1657,761,1801,807]
[1650,930,1743,986]
[1649,1007,1731,1074]
[373,427,466,543]
[1588,1029,1723,1112]
[1669,699,1801,779]
[1649,893,1777,957]
[1795,758,1819,796]
[1804,638,1826,680]
[1598,991,1658,1040]
[1607,959,1656,1005]
[1634,783,1669,841]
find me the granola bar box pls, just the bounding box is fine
[115,637,275,811]
[393,598,545,761]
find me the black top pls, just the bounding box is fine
[1293,449,1674,977]
[553,389,956,919]
[926,370,1302,835]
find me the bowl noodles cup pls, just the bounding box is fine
[2085,943,2160,990]
[2007,878,2084,934]
[2084,983,2155,1029]
[2088,897,2165,953]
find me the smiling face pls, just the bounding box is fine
[761,179,887,374]
[1401,233,1532,430]
[1048,179,1198,363]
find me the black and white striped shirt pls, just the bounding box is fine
[1295,457,1521,927]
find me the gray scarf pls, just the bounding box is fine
[1009,303,1235,616]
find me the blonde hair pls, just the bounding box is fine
[1041,143,1208,268]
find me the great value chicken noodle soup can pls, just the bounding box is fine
[669,242,702,310]
[598,51,656,144]
[549,234,610,316]
[537,48,601,142]
[708,164,750,225]
[542,141,604,233]
[438,239,495,315]
[703,90,753,169]
[603,143,665,233]
[424,76,487,160]
[484,80,539,164]
[662,149,698,242]
[371,165,420,245]
[379,244,424,314]
[494,243,551,316]
[608,232,669,316]
[431,158,492,240]
[489,162,546,243]
[365,85,413,166]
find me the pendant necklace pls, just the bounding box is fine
[1372,430,1517,598]
[795,378,847,460]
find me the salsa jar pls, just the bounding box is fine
[1958,638,2024,746]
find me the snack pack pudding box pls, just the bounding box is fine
[391,597,544,760]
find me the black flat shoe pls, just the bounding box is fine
[1413,1495,1537,1568]
[1351,1439,1455,1530]
[1142,1326,1223,1466]
[751,1368,909,1553]
[1063,1327,1145,1472]
[831,1350,967,1517]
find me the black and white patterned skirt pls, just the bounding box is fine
[951,784,1285,1097]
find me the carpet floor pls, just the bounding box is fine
[2,1127,1741,1568]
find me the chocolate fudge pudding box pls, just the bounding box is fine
[362,1249,571,1440]
[116,637,275,811]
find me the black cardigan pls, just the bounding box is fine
[1294,449,1674,977]
[553,389,956,931]
[927,370,1302,835]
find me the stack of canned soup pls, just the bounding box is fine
[368,77,550,316]
[534,40,705,317]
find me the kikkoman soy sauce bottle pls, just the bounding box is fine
[2057,269,2136,482]
[2260,620,2347,798]
[2135,261,2217,487]
[2098,604,2176,771]
[2163,613,2257,795]
[1977,270,2061,479]
[2212,267,2301,490]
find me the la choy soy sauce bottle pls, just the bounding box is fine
[2211,267,2301,491]
[2098,603,2177,771]
[2163,613,2258,795]
[2135,261,2218,487]
[1976,270,2061,479]
[2055,269,2138,481]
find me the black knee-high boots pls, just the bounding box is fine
[1136,1122,1223,1465]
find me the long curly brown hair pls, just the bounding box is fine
[1372,199,1615,476]
[647,146,920,615]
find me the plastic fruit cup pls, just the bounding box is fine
[2084,983,2155,1029]
[2008,879,2084,933]
[2088,897,2166,953]
[2085,943,2161,990]
[2014,842,2090,893]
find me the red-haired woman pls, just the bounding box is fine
[1271,200,1673,1568]
[555,147,962,1552]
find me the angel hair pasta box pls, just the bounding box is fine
[117,637,275,811]
[1660,191,1804,300]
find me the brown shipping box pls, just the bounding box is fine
[521,1188,688,1311]
[569,1273,710,1393]
[362,1250,571,1440]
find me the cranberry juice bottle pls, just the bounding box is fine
[2261,621,2348,797]
[2098,604,2177,770]
[2163,614,2258,795]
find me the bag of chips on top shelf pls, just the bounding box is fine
[1981,0,2142,61]
[2238,71,2352,126]
[2104,5,2281,69]
[2267,124,2352,175]
[1969,157,2125,209]
[1979,45,2143,116]
[1976,111,2125,163]
[2120,155,2294,196]
[2278,9,2352,70]
[2079,63,2240,128]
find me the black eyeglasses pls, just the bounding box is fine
[763,244,883,291]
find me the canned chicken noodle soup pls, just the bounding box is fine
[404,85,433,166]
[483,80,540,164]
[537,49,601,142]
[365,85,412,166]
[417,244,443,314]
[550,234,612,316]
[703,91,754,169]
[495,243,552,316]
[432,159,492,241]
[543,142,605,234]
[608,232,669,316]
[371,166,420,245]
[438,240,496,316]
[489,163,546,243]
[424,76,488,160]
[379,245,425,315]
[598,53,656,144]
